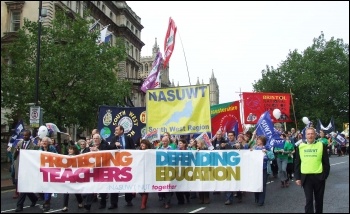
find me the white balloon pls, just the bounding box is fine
[38,125,48,139]
[302,117,310,125]
[273,109,282,119]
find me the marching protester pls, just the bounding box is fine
[196,139,210,204]
[223,131,243,205]
[187,137,198,199]
[274,133,294,188]
[285,135,295,182]
[212,130,227,149]
[157,136,174,208]
[139,139,153,210]
[108,125,136,209]
[175,139,190,205]
[82,134,110,212]
[251,135,269,206]
[78,139,90,154]
[187,137,197,150]
[38,137,58,212]
[295,127,330,213]
[13,130,39,212]
[61,145,83,212]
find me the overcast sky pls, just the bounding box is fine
[127,1,349,104]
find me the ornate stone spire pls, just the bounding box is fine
[152,37,159,57]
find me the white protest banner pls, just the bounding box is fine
[19,150,264,193]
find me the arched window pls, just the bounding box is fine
[97,2,100,8]
[145,64,148,71]
[102,4,105,13]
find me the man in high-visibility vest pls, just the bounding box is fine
[295,127,330,213]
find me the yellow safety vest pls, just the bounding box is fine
[299,141,323,174]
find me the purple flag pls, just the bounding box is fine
[8,120,24,147]
[141,52,163,92]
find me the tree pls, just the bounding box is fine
[1,10,132,131]
[253,32,349,131]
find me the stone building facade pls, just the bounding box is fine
[1,1,219,144]
[1,1,145,140]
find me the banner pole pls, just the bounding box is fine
[236,88,245,133]
[290,88,298,131]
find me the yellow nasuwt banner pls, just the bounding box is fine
[146,85,211,135]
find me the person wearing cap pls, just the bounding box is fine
[295,127,330,213]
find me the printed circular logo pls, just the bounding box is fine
[103,109,113,126]
[100,127,111,139]
[119,116,133,133]
[140,111,146,124]
[220,114,239,130]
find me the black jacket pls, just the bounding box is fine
[213,138,227,149]
[109,134,135,150]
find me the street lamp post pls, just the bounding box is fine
[31,1,46,135]
[35,1,43,106]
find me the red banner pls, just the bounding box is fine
[210,101,242,135]
[242,92,292,124]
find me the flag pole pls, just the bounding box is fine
[178,30,191,85]
[290,88,298,131]
[236,88,245,133]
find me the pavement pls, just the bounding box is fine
[1,161,15,191]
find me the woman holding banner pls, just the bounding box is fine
[196,139,210,204]
[61,145,83,212]
[252,136,269,206]
[175,139,191,205]
[157,136,174,209]
[38,137,58,212]
[139,139,152,210]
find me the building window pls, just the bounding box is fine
[135,49,139,61]
[76,1,80,14]
[131,25,134,32]
[9,11,21,32]
[67,1,71,8]
[145,64,148,71]
[97,1,100,8]
[126,41,129,54]
[110,11,113,19]
[126,20,130,27]
[130,45,134,57]
[102,4,105,13]
[135,29,138,37]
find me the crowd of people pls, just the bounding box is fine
[7,124,348,213]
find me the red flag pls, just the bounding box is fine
[163,17,177,68]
